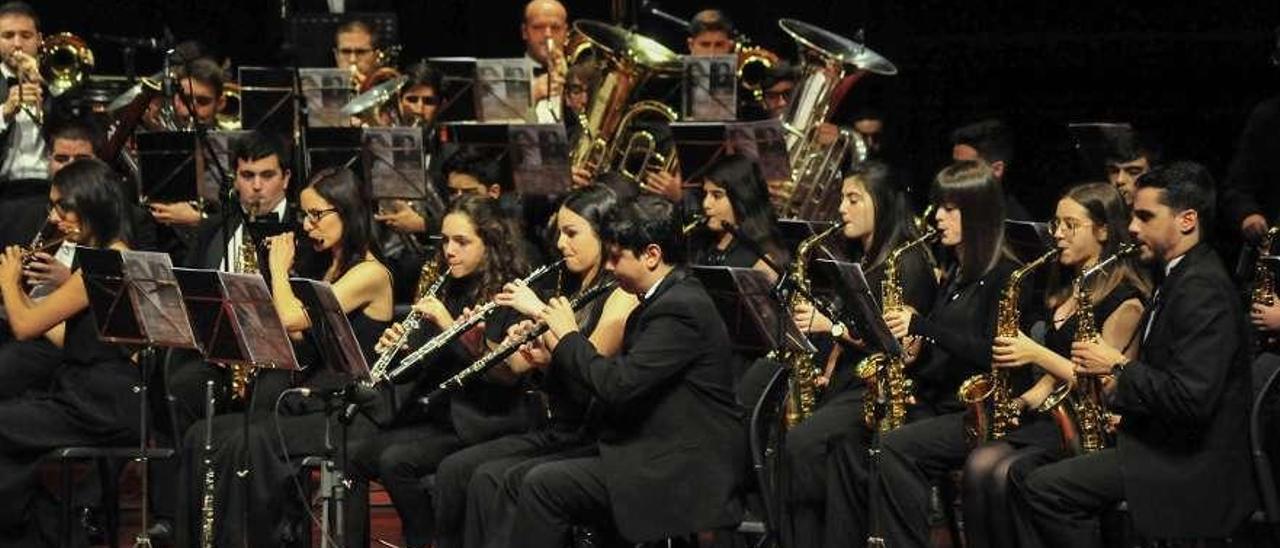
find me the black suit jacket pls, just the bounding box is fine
[549,269,745,542]
[1222,95,1280,231]
[1112,243,1256,537]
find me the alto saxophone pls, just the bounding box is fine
[1037,243,1139,454]
[957,248,1059,446]
[1253,226,1280,352]
[779,221,845,429]
[856,228,938,432]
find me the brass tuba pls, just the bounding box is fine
[773,19,896,220]
[958,248,1059,446]
[40,32,94,97]
[567,20,681,185]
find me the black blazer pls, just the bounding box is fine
[549,269,745,542]
[1222,95,1280,231]
[1111,243,1256,537]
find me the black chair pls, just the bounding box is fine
[745,363,790,546]
[44,446,175,548]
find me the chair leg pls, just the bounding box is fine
[61,460,73,548]
[99,457,121,548]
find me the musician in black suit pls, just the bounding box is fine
[1025,162,1256,546]
[511,195,745,546]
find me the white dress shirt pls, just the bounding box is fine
[0,64,48,182]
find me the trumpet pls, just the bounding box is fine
[389,259,567,379]
[6,50,44,126]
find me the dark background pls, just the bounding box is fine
[38,0,1280,218]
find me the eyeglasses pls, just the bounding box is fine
[336,47,375,57]
[402,95,440,106]
[300,208,339,224]
[182,94,216,107]
[1049,218,1094,237]
[51,199,74,216]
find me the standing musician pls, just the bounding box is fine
[0,159,140,546]
[968,181,1147,547]
[0,1,51,248]
[509,194,745,547]
[178,166,393,547]
[431,185,639,548]
[344,194,535,548]
[522,0,569,108]
[866,160,1019,546]
[783,162,937,548]
[690,153,786,278]
[1024,163,1256,546]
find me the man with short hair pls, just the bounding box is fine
[512,195,745,546]
[1026,162,1256,547]
[334,17,381,81]
[1105,130,1159,207]
[687,9,736,56]
[0,1,49,247]
[951,119,1032,220]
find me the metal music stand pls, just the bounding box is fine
[428,57,479,123]
[812,259,901,356]
[78,247,199,548]
[240,66,299,138]
[137,131,201,204]
[288,278,370,547]
[363,126,447,221]
[692,265,816,357]
[670,121,729,183]
[307,126,365,175]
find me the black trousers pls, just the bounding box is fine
[512,456,615,548]
[344,423,464,548]
[781,387,866,548]
[1022,448,1124,548]
[0,339,60,400]
[870,411,969,548]
[961,440,1055,548]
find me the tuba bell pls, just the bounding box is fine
[40,32,94,97]
[567,20,682,185]
[773,19,896,220]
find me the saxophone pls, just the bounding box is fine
[1253,226,1280,352]
[1037,243,1139,454]
[957,248,1059,446]
[367,256,448,385]
[856,228,938,432]
[230,202,263,400]
[779,221,845,429]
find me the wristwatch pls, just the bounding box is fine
[1112,359,1130,376]
[830,322,847,339]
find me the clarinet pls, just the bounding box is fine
[391,259,566,379]
[425,280,618,403]
[199,380,216,548]
[366,270,447,385]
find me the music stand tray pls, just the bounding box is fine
[240,66,298,137]
[289,278,371,383]
[692,265,816,356]
[172,268,299,370]
[137,131,200,204]
[78,247,199,349]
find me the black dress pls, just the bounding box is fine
[177,279,391,548]
[0,307,141,544]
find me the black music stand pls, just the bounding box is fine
[308,126,365,175]
[1067,122,1134,180]
[428,57,479,123]
[692,265,816,357]
[812,259,901,356]
[1005,220,1053,263]
[670,122,730,183]
[240,67,299,138]
[363,127,447,220]
[508,124,571,196]
[288,278,370,546]
[78,247,199,548]
[440,122,514,185]
[137,131,201,204]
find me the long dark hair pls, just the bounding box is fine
[931,160,1007,284]
[701,153,785,261]
[557,184,617,293]
[445,194,530,302]
[1046,182,1152,308]
[846,161,918,269]
[52,159,130,248]
[304,167,376,279]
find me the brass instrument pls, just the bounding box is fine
[391,259,567,379]
[957,248,1059,446]
[216,82,241,131]
[7,50,43,126]
[40,32,94,97]
[779,221,845,429]
[1253,226,1280,352]
[1037,243,1140,454]
[368,255,448,386]
[856,228,938,432]
[567,20,682,185]
[736,43,779,104]
[772,19,897,220]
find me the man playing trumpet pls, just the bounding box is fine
[0,1,50,248]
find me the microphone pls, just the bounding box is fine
[294,385,348,399]
[339,383,381,424]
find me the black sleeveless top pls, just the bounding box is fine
[696,237,760,269]
[52,308,140,436]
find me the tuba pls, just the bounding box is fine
[857,228,938,432]
[779,221,844,429]
[958,248,1059,446]
[1037,243,1139,454]
[567,20,681,185]
[772,19,896,220]
[40,32,94,97]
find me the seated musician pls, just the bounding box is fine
[966,181,1147,547]
[782,161,937,547]
[1104,129,1159,208]
[689,153,786,279]
[177,166,393,547]
[431,184,639,547]
[508,194,743,546]
[344,194,537,548]
[687,9,737,56]
[334,17,382,86]
[0,159,142,545]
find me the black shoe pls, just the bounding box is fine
[78,506,105,545]
[145,518,175,547]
